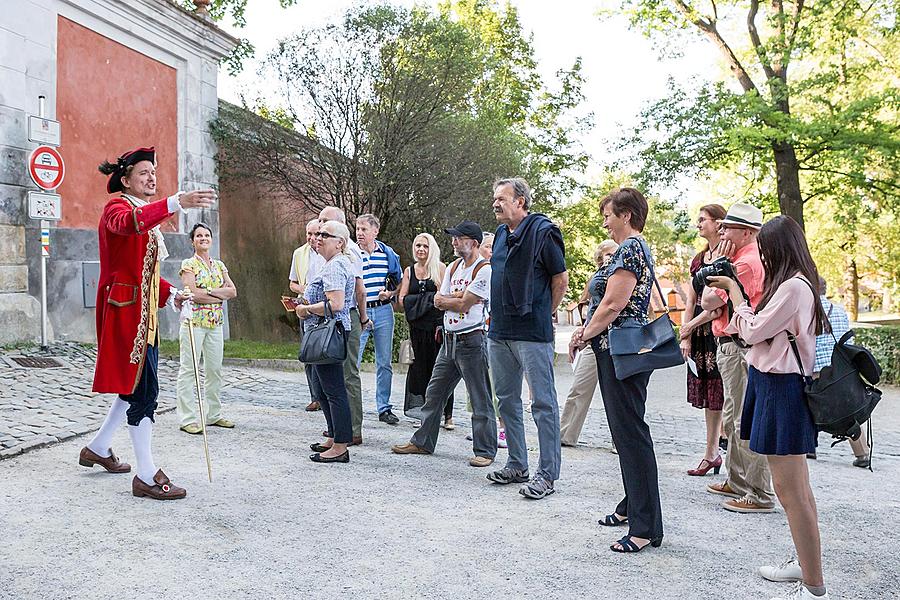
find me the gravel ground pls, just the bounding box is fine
[1,365,898,599]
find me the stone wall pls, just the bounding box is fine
[0,0,236,345]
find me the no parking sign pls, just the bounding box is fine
[28,146,65,191]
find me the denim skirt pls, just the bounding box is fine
[740,366,818,456]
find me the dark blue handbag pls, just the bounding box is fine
[607,240,684,380]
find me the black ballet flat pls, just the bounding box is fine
[309,451,350,464]
[310,443,331,453]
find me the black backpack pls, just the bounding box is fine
[788,328,882,459]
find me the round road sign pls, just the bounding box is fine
[28,146,65,190]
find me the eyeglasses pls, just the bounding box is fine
[316,231,338,239]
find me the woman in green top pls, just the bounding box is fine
[176,223,238,434]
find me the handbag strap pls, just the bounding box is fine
[627,237,669,316]
[322,298,334,319]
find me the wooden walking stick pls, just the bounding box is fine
[182,293,213,482]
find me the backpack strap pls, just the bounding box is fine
[448,258,463,279]
[449,258,488,292]
[786,276,820,376]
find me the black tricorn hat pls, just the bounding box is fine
[99,147,156,194]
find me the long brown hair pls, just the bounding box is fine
[755,216,830,335]
[698,204,726,252]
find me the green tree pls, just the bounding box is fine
[549,173,694,299]
[613,0,900,230]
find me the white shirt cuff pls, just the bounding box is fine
[167,193,184,214]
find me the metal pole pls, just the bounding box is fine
[40,221,48,351]
[38,96,48,351]
[186,301,213,482]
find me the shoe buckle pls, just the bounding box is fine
[161,484,171,493]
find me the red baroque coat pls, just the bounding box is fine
[92,196,176,394]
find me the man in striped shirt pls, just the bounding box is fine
[356,214,404,424]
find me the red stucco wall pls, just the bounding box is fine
[56,16,178,231]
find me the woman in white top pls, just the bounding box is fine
[708,216,832,600]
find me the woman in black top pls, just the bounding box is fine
[398,233,450,422]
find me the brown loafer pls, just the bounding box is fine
[79,446,131,473]
[391,442,429,455]
[306,401,321,412]
[350,436,363,446]
[132,469,187,500]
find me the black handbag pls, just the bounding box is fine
[298,299,348,365]
[607,239,684,380]
[403,291,437,322]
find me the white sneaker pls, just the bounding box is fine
[770,581,829,600]
[759,557,803,582]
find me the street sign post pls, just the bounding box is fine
[28,146,65,191]
[27,191,62,221]
[28,96,61,351]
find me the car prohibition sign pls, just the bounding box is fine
[28,145,65,191]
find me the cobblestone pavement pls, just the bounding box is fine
[2,342,899,465]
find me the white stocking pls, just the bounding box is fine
[87,397,129,458]
[128,417,158,485]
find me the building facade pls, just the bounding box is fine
[0,0,236,344]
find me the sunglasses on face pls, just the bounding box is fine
[316,231,338,239]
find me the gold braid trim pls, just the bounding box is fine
[129,235,157,364]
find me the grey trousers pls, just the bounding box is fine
[345,308,363,438]
[489,338,561,481]
[410,330,497,458]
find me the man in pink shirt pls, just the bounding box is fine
[700,203,775,513]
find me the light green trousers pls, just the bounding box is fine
[176,323,224,426]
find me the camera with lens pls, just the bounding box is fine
[693,257,749,303]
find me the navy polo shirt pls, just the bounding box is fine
[488,223,566,343]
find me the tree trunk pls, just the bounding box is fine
[847,258,859,321]
[771,141,804,229]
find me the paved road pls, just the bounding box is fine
[1,343,899,599]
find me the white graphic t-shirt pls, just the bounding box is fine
[440,258,491,333]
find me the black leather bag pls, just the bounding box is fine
[607,240,684,380]
[298,299,348,365]
[403,291,438,323]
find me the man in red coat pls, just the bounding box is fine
[78,146,216,500]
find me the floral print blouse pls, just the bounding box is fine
[589,236,654,350]
[180,255,228,329]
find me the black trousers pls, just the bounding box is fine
[120,342,159,426]
[312,361,352,444]
[593,341,663,540]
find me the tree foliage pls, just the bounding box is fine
[549,172,695,299]
[614,0,900,311]
[613,0,900,231]
[213,2,589,259]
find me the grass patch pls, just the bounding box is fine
[158,338,297,360]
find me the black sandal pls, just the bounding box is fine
[599,513,628,527]
[610,535,662,553]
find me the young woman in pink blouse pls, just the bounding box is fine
[707,216,832,600]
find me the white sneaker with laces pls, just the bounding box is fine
[760,557,803,582]
[770,581,829,600]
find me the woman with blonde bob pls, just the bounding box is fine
[398,233,450,421]
[295,220,357,464]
